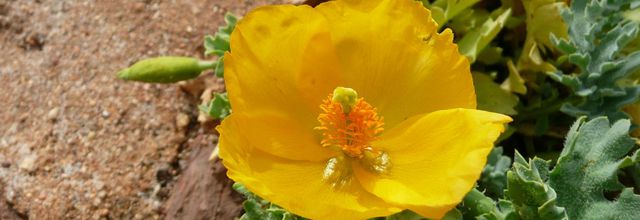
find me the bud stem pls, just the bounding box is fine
[197,60,216,70]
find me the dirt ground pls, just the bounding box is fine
[0,0,285,219]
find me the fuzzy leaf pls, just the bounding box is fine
[479,147,511,199]
[204,13,237,57]
[199,92,231,120]
[552,0,640,121]
[549,117,640,220]
[234,183,306,220]
[459,188,517,220]
[505,152,567,220]
[458,8,512,62]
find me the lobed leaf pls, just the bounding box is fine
[549,117,640,220]
[204,13,237,77]
[478,147,511,199]
[505,152,567,220]
[458,8,511,62]
[199,92,231,120]
[551,0,640,121]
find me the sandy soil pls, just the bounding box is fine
[0,0,284,219]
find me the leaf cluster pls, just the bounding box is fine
[233,183,307,220]
[204,13,237,77]
[551,0,640,121]
[463,117,640,220]
[200,13,238,120]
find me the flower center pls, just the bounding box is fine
[316,87,384,158]
[316,87,391,188]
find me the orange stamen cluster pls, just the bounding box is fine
[316,95,384,158]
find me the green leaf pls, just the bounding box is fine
[441,208,463,220]
[459,188,516,220]
[242,199,269,220]
[501,60,527,95]
[117,56,213,83]
[204,13,237,57]
[479,147,511,199]
[234,183,306,220]
[516,0,567,73]
[624,8,640,26]
[429,0,481,26]
[204,34,229,57]
[549,117,640,220]
[522,0,568,49]
[473,73,519,115]
[199,92,231,120]
[214,56,225,77]
[458,8,511,62]
[384,210,425,220]
[551,0,640,121]
[476,46,504,65]
[505,152,567,220]
[203,13,236,78]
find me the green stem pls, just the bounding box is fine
[197,60,216,70]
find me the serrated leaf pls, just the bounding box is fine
[204,13,237,57]
[479,147,511,199]
[505,152,567,220]
[243,199,269,220]
[473,73,518,115]
[199,92,231,119]
[549,117,640,220]
[460,188,516,220]
[552,1,640,121]
[458,8,512,62]
[234,183,306,220]
[204,34,230,57]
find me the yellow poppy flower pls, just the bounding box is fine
[217,0,512,219]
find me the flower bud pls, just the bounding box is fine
[117,56,214,83]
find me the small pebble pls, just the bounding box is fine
[48,107,60,121]
[101,110,110,118]
[175,113,190,130]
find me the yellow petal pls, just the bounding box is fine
[218,117,401,220]
[225,4,344,129]
[352,108,511,218]
[316,0,476,127]
[222,112,334,161]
